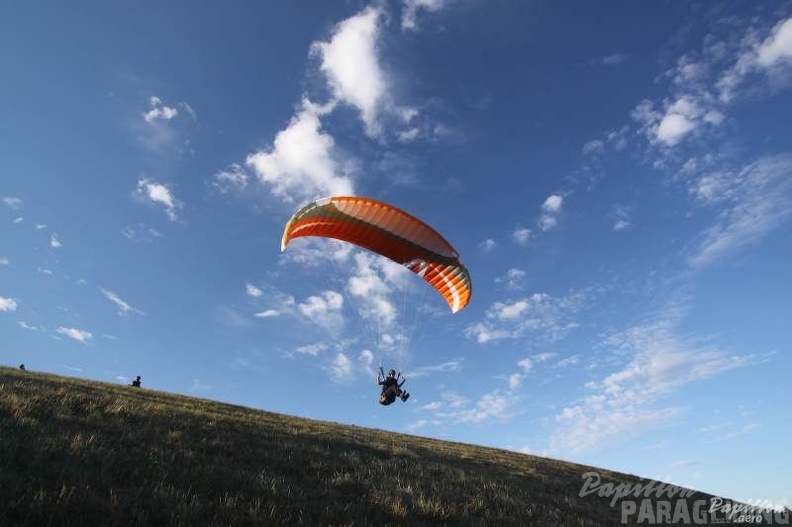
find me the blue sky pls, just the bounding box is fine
[2,0,791,505]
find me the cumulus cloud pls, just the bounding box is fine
[298,290,344,331]
[144,96,179,123]
[246,101,354,204]
[56,326,93,343]
[327,352,354,380]
[311,7,386,137]
[246,283,263,298]
[539,194,564,231]
[0,296,18,312]
[50,233,62,248]
[511,226,532,245]
[136,178,181,220]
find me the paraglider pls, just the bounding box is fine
[281,196,472,313]
[281,196,472,405]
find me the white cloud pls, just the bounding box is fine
[311,7,386,137]
[517,358,533,372]
[600,53,628,66]
[327,352,354,380]
[402,0,449,31]
[212,164,249,193]
[50,233,62,248]
[121,224,164,243]
[13,217,23,224]
[298,290,344,331]
[479,238,497,252]
[495,268,526,290]
[295,342,328,356]
[582,139,605,155]
[100,288,144,316]
[418,389,522,425]
[3,197,22,209]
[254,309,280,318]
[612,205,632,231]
[56,326,93,343]
[511,226,532,245]
[144,96,179,123]
[0,296,18,312]
[0,257,8,265]
[548,309,756,455]
[655,112,697,147]
[691,155,792,267]
[359,349,374,365]
[246,101,354,204]
[539,194,564,231]
[136,178,181,220]
[409,358,464,377]
[466,290,587,345]
[756,18,792,67]
[246,283,263,298]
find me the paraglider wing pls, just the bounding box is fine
[281,196,472,313]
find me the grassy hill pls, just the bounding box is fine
[0,367,782,526]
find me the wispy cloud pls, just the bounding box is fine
[418,389,523,425]
[466,290,587,345]
[0,257,9,265]
[548,307,757,455]
[409,358,464,377]
[3,197,22,209]
[212,163,249,194]
[56,326,93,343]
[135,178,181,220]
[600,52,629,66]
[121,224,163,242]
[402,0,452,31]
[495,268,526,291]
[50,233,62,248]
[690,154,792,267]
[100,288,144,316]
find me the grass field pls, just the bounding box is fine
[1,367,784,526]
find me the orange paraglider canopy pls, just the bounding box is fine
[281,196,472,313]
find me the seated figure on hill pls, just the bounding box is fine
[130,375,141,388]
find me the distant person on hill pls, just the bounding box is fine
[377,367,409,405]
[19,364,25,371]
[130,375,141,388]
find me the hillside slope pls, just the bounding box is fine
[0,367,776,526]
